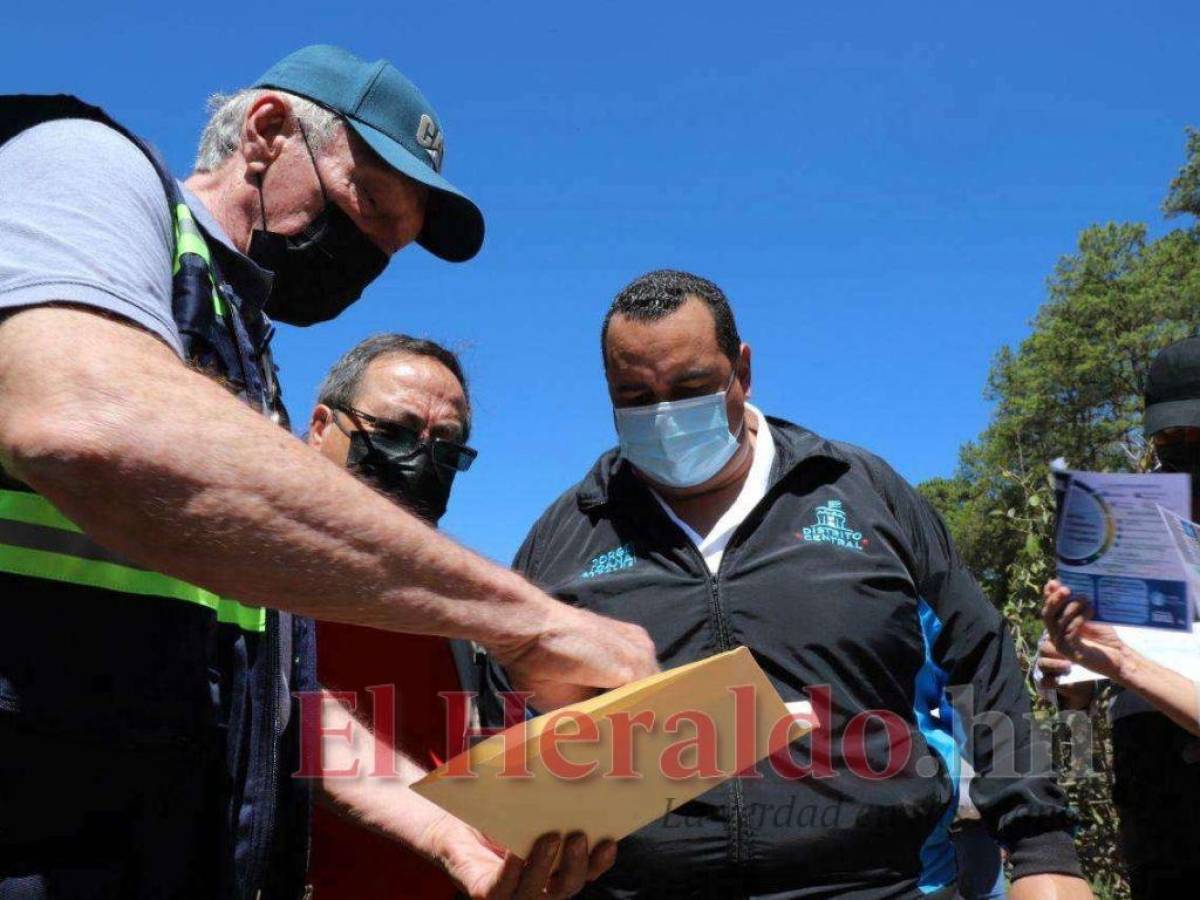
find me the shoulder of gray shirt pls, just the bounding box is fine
[0,117,185,356]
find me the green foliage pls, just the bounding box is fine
[920,218,1200,613]
[1164,127,1200,218]
[919,128,1200,896]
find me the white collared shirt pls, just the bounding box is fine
[652,403,776,574]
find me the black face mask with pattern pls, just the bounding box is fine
[1156,442,1200,501]
[344,430,453,526]
[248,122,388,326]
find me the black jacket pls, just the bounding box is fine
[495,416,1080,899]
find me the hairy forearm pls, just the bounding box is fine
[1116,648,1200,736]
[0,307,550,650]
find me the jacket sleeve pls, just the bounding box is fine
[477,523,544,730]
[882,462,1082,881]
[511,519,542,584]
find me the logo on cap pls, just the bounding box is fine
[416,114,444,172]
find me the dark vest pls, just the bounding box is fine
[0,95,315,899]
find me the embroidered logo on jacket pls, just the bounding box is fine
[581,543,637,579]
[799,500,866,552]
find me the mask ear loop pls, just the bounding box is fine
[335,406,385,456]
[724,366,748,441]
[253,118,330,231]
[256,175,269,230]
[295,119,331,206]
[328,406,356,440]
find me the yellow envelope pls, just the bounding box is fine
[413,646,806,858]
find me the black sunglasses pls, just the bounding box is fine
[336,406,478,474]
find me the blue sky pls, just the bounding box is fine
[3,1,1197,563]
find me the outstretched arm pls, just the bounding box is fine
[0,305,656,692]
[315,690,615,899]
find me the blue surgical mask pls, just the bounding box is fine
[614,371,744,488]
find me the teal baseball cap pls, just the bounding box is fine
[254,45,484,262]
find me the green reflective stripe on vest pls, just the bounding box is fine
[0,490,265,633]
[217,597,267,631]
[175,230,211,262]
[173,204,211,265]
[0,488,82,532]
[172,203,226,317]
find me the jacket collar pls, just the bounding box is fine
[576,415,847,511]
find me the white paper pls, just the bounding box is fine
[1055,628,1200,684]
[1053,664,1101,686]
[1159,505,1200,617]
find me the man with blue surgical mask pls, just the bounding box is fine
[486,269,1091,899]
[608,310,756,571]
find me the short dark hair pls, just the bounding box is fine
[601,269,741,367]
[317,333,471,440]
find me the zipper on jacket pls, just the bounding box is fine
[644,457,810,900]
[673,533,747,899]
[245,610,282,898]
[706,456,828,898]
[706,472,811,900]
[711,548,751,898]
[686,481,799,898]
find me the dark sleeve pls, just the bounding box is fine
[477,523,544,730]
[511,519,541,583]
[883,463,1082,881]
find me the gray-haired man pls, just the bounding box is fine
[0,46,652,899]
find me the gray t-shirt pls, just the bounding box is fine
[0,118,183,355]
[0,118,295,720]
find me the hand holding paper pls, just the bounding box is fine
[1046,470,1200,688]
[413,647,809,859]
[1043,579,1131,682]
[1043,578,1200,734]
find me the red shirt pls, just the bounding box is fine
[308,623,463,900]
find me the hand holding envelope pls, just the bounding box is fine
[414,647,811,859]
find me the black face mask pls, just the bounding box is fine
[249,123,389,326]
[345,429,455,526]
[1156,442,1200,498]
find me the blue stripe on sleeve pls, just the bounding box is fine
[913,597,962,894]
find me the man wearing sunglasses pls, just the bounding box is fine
[308,336,478,527]
[302,333,615,899]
